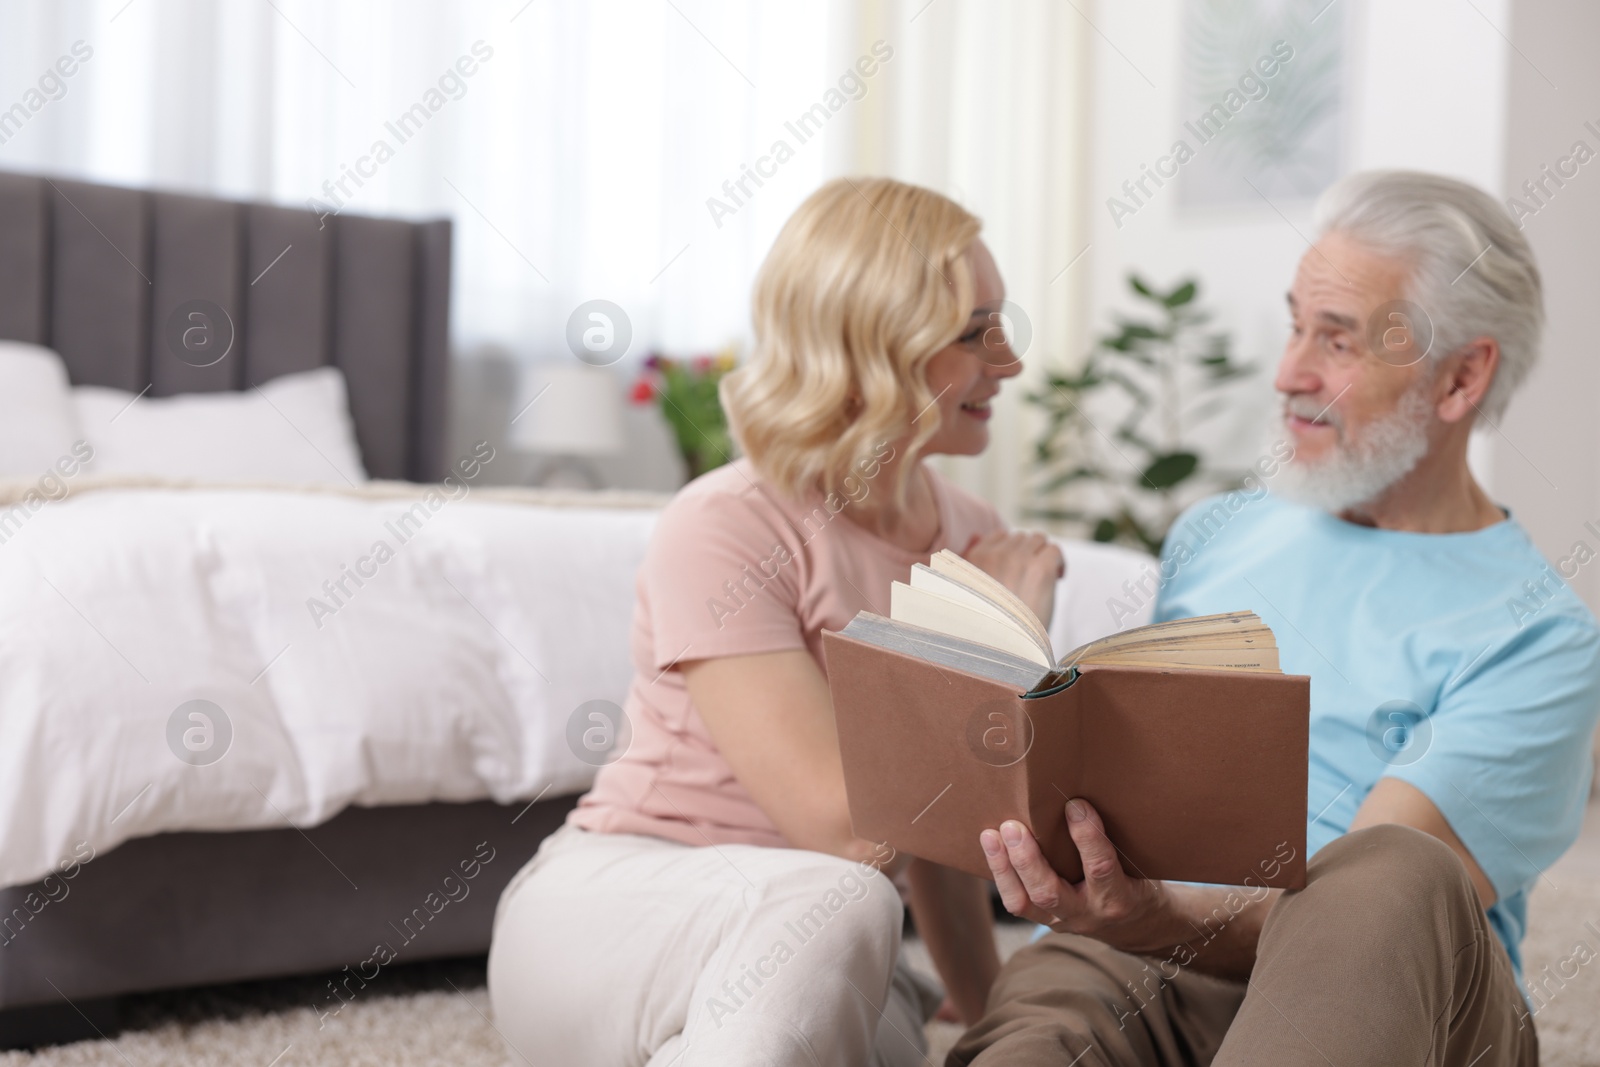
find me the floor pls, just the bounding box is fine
[4,800,1597,1067]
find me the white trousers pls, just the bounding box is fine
[488,825,941,1067]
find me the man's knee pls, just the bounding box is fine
[951,936,1155,1066]
[994,937,1150,1026]
[1307,823,1478,920]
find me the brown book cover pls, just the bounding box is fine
[822,629,1310,889]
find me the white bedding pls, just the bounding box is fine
[0,478,661,888]
[0,474,1150,890]
[74,366,369,486]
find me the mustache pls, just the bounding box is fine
[1282,395,1343,430]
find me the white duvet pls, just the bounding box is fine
[0,476,663,888]
[0,472,1151,891]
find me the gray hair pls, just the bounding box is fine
[1312,170,1543,421]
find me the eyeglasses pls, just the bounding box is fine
[969,302,1030,369]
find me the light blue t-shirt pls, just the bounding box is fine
[1148,489,1600,980]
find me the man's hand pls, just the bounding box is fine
[981,798,1281,980]
[979,798,1174,954]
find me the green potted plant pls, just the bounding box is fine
[1025,274,1256,553]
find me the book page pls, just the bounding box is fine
[1085,647,1281,672]
[909,564,1056,658]
[927,550,1053,655]
[1061,611,1280,673]
[889,582,1053,667]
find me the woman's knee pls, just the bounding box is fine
[742,850,904,952]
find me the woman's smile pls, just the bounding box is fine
[959,396,994,421]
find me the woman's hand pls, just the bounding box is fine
[962,529,1065,628]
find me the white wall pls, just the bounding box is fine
[1076,0,1509,491]
[1497,0,1600,612]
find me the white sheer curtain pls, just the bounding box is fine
[849,0,1089,518]
[0,0,1086,516]
[0,0,860,356]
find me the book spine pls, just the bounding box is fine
[1020,682,1085,883]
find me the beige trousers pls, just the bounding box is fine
[488,825,942,1067]
[950,823,1537,1067]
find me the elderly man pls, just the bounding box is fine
[951,171,1600,1066]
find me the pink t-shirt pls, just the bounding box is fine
[569,456,1006,849]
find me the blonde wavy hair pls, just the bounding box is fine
[720,177,981,510]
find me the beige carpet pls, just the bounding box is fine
[5,803,1597,1067]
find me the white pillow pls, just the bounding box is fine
[75,366,369,485]
[0,341,86,478]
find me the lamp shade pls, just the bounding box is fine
[510,363,625,456]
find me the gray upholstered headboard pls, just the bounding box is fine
[0,171,450,482]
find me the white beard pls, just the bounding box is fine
[1270,382,1435,514]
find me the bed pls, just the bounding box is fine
[0,170,1154,1049]
[0,170,669,1047]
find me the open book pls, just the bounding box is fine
[823,550,1309,888]
[844,549,1283,693]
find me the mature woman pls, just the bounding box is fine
[489,177,1064,1065]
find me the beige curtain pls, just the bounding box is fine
[839,0,1091,526]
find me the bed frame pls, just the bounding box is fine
[0,170,449,480]
[0,171,578,1046]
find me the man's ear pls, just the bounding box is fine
[1436,337,1500,424]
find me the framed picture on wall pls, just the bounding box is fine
[1176,0,1346,208]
